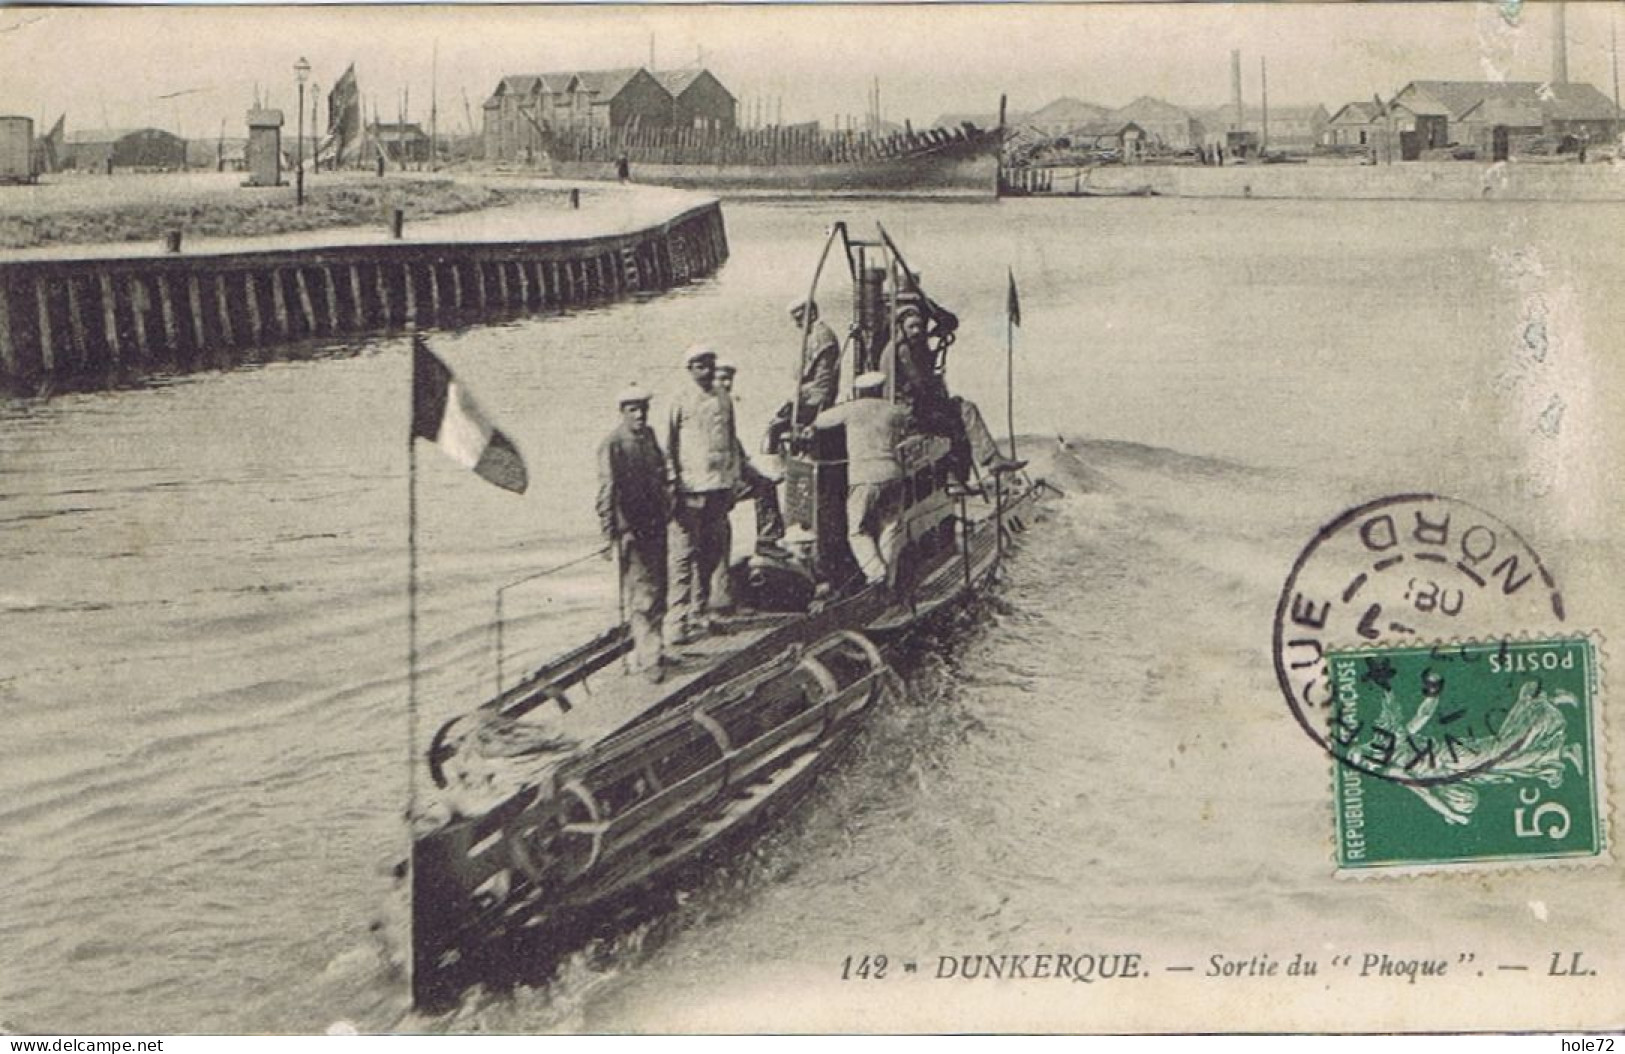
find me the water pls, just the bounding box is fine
[2,196,1622,1033]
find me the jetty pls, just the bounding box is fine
[0,178,728,395]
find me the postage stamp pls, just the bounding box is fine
[1329,636,1607,874]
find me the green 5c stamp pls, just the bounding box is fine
[1329,637,1607,874]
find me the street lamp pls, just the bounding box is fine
[294,56,310,206]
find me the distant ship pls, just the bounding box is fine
[542,120,1004,196]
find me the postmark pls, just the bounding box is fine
[1272,493,1568,786]
[1330,636,1608,874]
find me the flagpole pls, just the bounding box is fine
[1006,269,1017,461]
[1006,308,1016,461]
[404,398,419,1001]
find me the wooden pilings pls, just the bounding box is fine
[0,201,729,394]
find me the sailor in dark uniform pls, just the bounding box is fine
[597,383,671,681]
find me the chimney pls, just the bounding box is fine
[1553,3,1569,84]
[1230,49,1243,129]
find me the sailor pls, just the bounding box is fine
[893,304,974,483]
[714,362,788,566]
[597,383,671,682]
[665,344,741,643]
[765,297,844,456]
[813,371,909,589]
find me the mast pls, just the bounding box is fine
[1260,56,1269,155]
[431,40,439,170]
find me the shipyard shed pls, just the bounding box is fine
[64,127,186,172]
[653,69,736,132]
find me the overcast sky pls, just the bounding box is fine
[2,3,1621,139]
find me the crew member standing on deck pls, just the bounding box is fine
[597,383,671,682]
[814,371,909,589]
[665,345,740,643]
[765,298,844,456]
[716,360,788,563]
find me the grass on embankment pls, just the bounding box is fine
[0,178,571,250]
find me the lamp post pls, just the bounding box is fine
[294,56,310,206]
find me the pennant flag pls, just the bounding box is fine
[326,63,362,168]
[1006,268,1021,328]
[411,335,529,494]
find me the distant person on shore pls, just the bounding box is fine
[813,372,908,589]
[616,154,631,182]
[765,297,843,456]
[665,345,740,642]
[597,383,671,681]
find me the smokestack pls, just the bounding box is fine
[1230,49,1243,130]
[1553,3,1569,84]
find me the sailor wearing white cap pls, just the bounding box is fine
[766,297,844,460]
[665,344,741,642]
[813,371,909,588]
[597,381,670,681]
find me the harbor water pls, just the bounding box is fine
[2,195,1622,1033]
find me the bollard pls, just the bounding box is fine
[376,155,386,178]
[391,208,405,239]
[163,229,183,254]
[570,188,580,210]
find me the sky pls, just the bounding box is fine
[1,2,1621,140]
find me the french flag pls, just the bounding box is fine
[410,335,529,494]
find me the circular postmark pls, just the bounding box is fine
[1272,493,1566,787]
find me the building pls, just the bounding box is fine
[1108,96,1204,150]
[1325,102,1382,148]
[1064,120,1147,161]
[64,127,186,172]
[483,67,726,162]
[1027,97,1112,138]
[1389,80,1621,153]
[368,122,432,165]
[652,68,736,132]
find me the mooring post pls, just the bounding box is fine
[33,278,55,374]
[402,262,417,325]
[0,279,16,381]
[376,263,393,327]
[270,269,292,338]
[128,274,151,366]
[244,272,265,346]
[295,268,318,334]
[323,267,340,332]
[159,274,180,355]
[391,208,405,240]
[570,188,580,209]
[212,274,233,348]
[164,229,183,254]
[65,276,90,368]
[98,271,122,369]
[348,265,366,329]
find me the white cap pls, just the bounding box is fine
[714,359,737,375]
[787,297,815,316]
[854,371,888,391]
[615,383,652,406]
[683,343,717,366]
